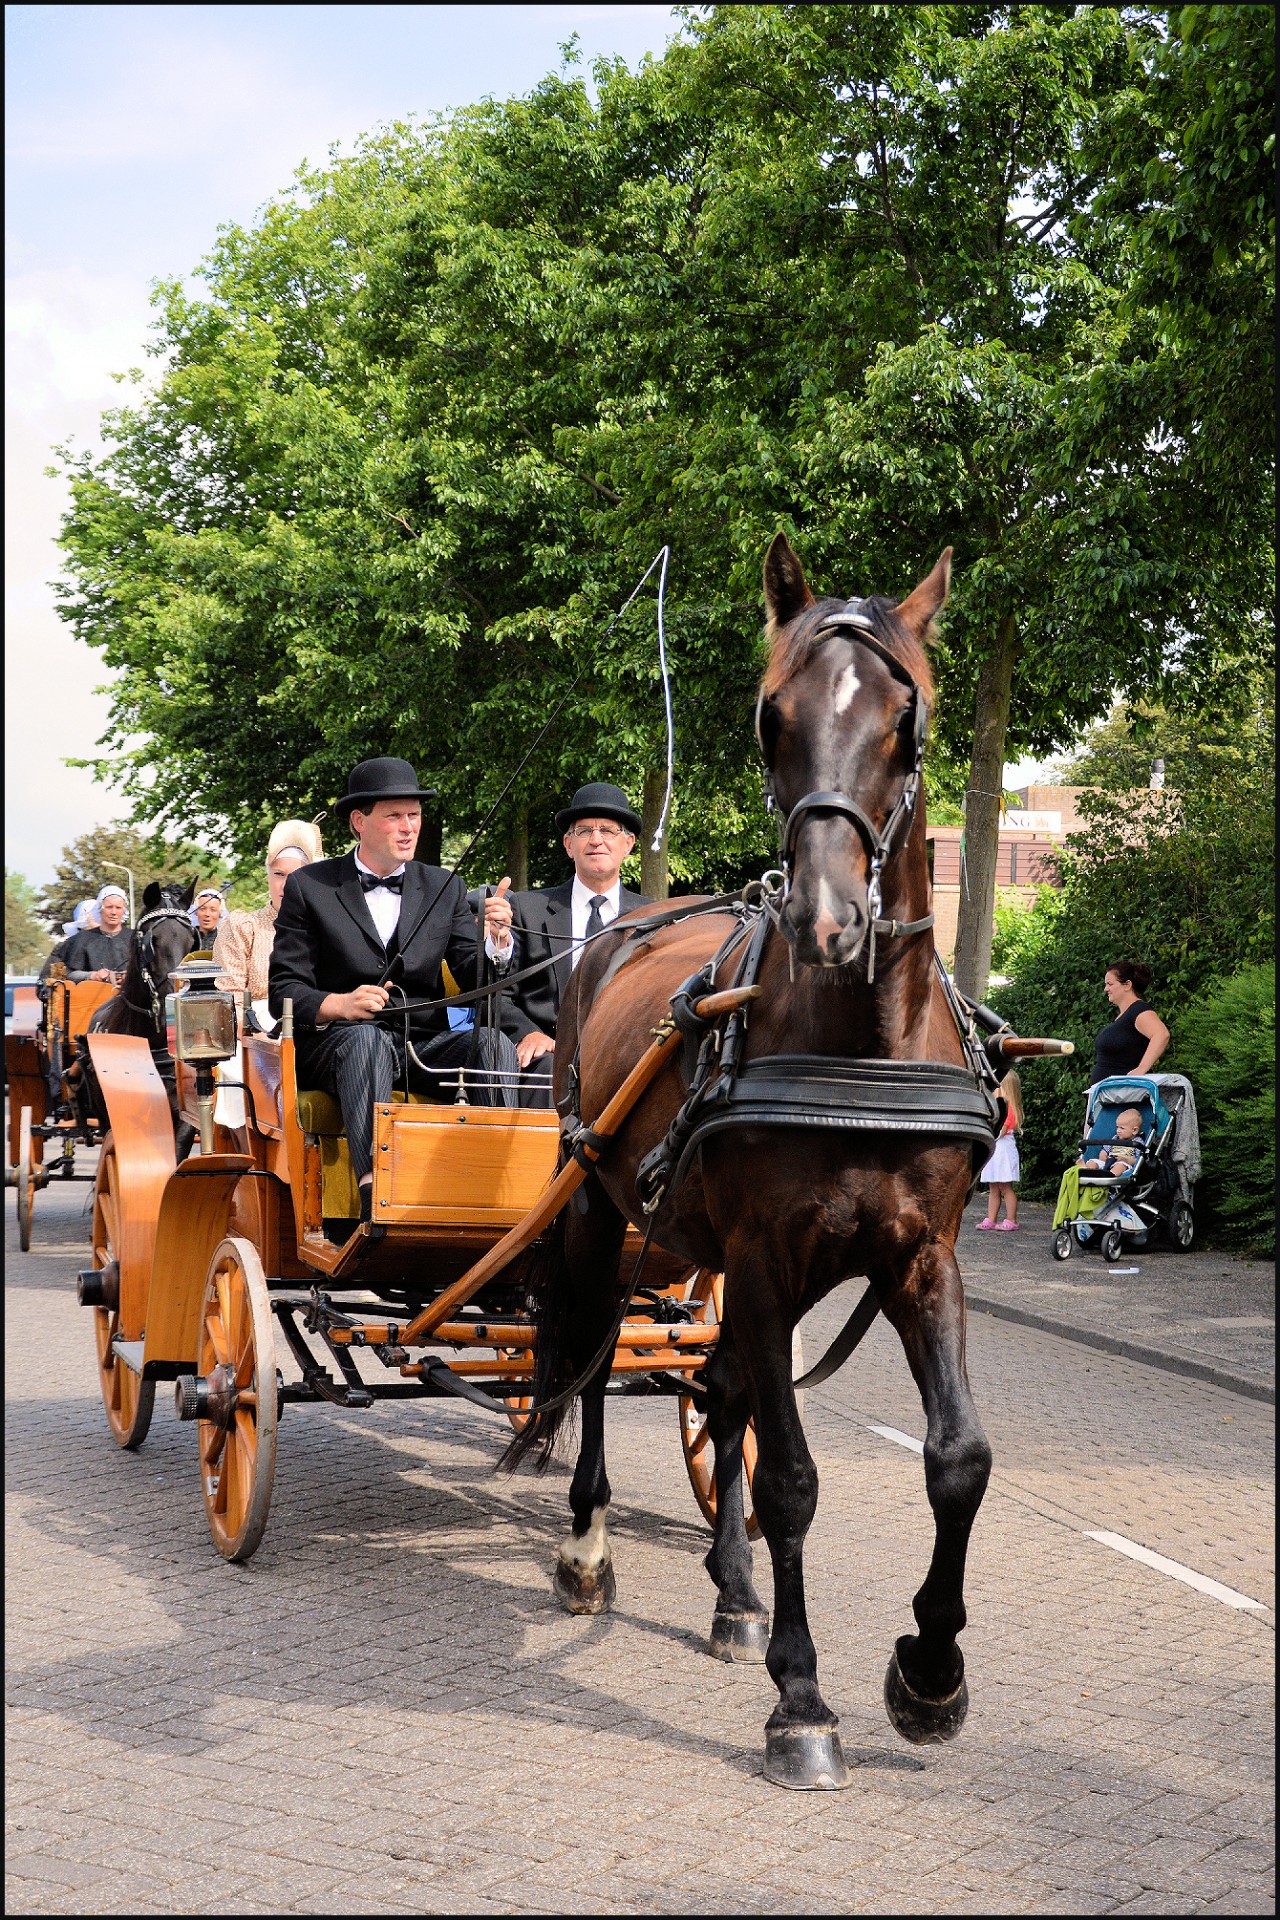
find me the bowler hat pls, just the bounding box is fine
[554,781,642,837]
[335,757,437,821]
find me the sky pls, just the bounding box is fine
[6,2,1050,895]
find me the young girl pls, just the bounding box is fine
[976,1069,1023,1230]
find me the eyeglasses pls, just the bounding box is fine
[569,823,629,842]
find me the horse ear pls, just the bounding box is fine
[895,548,952,643]
[181,876,199,907]
[763,532,815,631]
[141,881,161,911]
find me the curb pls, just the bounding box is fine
[964,1292,1276,1406]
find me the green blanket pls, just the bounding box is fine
[1053,1166,1111,1230]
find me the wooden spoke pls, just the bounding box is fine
[16,1107,34,1251]
[89,1138,154,1450]
[677,1270,760,1540]
[195,1238,277,1563]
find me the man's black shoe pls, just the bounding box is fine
[358,1182,386,1242]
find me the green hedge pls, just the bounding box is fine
[1172,964,1275,1255]
[987,742,1274,1214]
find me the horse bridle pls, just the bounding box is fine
[755,600,933,971]
[123,904,197,1028]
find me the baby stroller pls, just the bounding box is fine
[1051,1073,1200,1263]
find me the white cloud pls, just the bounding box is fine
[6,265,158,420]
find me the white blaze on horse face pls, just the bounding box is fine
[560,1504,611,1573]
[833,660,861,715]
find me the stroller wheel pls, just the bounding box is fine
[1051,1228,1072,1262]
[1101,1227,1124,1263]
[1168,1200,1195,1252]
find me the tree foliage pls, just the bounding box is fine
[35,826,242,933]
[1173,962,1275,1255]
[988,702,1275,1196]
[53,6,1272,924]
[5,871,53,971]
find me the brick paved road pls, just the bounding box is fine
[7,1176,1274,1915]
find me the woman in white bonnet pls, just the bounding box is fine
[213,819,324,1022]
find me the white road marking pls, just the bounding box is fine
[864,1425,1269,1613]
[868,1423,925,1455]
[1084,1531,1269,1612]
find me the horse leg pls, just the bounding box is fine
[701,1325,769,1662]
[732,1263,850,1790]
[552,1188,628,1616]
[882,1242,992,1745]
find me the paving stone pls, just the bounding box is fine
[6,1176,1274,1917]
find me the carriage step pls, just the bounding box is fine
[110,1339,145,1376]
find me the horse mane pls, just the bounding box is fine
[761,595,935,703]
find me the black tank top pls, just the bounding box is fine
[1093,998,1153,1082]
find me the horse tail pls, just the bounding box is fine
[497,1200,577,1474]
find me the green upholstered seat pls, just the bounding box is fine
[296,1087,436,1219]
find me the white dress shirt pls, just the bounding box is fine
[354,854,513,962]
[569,875,621,969]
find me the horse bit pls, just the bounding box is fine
[754,600,935,979]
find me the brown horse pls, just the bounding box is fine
[506,535,992,1790]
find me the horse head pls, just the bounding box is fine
[135,875,200,1013]
[757,533,949,970]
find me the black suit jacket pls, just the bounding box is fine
[503,880,652,1040]
[268,853,486,1041]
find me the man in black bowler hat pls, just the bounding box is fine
[269,756,520,1233]
[502,782,651,1108]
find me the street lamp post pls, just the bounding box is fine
[101,862,136,927]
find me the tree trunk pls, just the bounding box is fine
[420,805,443,868]
[952,612,1018,1003]
[640,767,669,901]
[504,814,529,892]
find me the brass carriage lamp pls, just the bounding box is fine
[167,959,243,1154]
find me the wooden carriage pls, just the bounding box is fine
[7,974,117,1249]
[80,990,747,1564]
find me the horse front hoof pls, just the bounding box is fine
[553,1555,616,1616]
[884,1643,969,1745]
[707,1610,770,1663]
[763,1725,852,1791]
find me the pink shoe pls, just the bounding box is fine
[975,1218,996,1230]
[996,1219,1019,1231]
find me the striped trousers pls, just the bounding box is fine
[296,1022,520,1186]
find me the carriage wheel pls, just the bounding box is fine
[16,1106,34,1252]
[678,1272,761,1541]
[195,1237,278,1563]
[501,1352,533,1434]
[90,1136,155,1449]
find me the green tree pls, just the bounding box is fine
[5,871,54,971]
[35,826,238,933]
[53,6,1272,937]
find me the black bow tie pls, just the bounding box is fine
[359,871,404,894]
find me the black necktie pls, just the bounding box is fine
[584,893,609,945]
[360,871,404,893]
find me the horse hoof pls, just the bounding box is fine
[707,1611,770,1663]
[763,1725,852,1791]
[553,1556,615,1616]
[883,1645,969,1745]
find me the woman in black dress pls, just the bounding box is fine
[1092,959,1170,1084]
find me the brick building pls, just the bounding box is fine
[926,785,1087,964]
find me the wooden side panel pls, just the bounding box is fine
[242,1036,284,1137]
[10,987,42,1036]
[66,981,116,1043]
[373,1105,559,1227]
[142,1156,255,1371]
[85,1033,177,1341]
[7,1046,46,1166]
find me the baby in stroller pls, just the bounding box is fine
[1051,1074,1198,1262]
[1080,1107,1144,1176]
